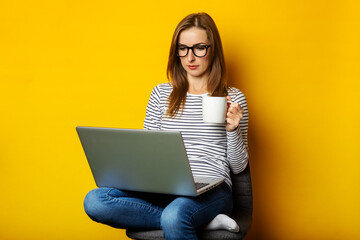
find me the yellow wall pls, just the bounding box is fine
[1,1,359,239]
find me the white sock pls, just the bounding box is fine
[204,214,240,232]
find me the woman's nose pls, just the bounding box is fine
[187,49,196,62]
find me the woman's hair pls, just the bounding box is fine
[166,12,227,117]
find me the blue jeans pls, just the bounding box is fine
[84,182,233,240]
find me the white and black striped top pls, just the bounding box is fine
[143,83,249,187]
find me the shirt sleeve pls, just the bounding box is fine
[143,86,163,130]
[226,89,249,174]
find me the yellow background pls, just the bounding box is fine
[1,0,359,239]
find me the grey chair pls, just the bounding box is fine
[126,164,253,240]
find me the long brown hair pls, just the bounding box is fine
[166,12,228,117]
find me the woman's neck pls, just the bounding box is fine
[187,75,209,95]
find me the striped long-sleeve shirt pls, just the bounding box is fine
[143,83,249,187]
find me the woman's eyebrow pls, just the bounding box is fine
[178,42,208,46]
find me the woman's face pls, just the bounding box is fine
[178,27,211,80]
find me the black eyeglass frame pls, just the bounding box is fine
[176,44,211,58]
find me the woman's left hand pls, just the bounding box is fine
[226,96,245,132]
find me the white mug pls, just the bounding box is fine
[202,96,227,123]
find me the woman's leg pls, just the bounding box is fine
[160,183,233,240]
[83,187,174,230]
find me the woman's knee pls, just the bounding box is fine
[160,201,193,232]
[160,203,198,239]
[160,206,178,228]
[83,188,109,221]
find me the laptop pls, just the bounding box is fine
[76,126,225,196]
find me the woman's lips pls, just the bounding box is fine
[188,65,199,70]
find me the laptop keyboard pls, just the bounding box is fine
[195,182,210,190]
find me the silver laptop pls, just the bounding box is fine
[76,126,225,196]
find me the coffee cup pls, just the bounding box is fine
[202,96,227,123]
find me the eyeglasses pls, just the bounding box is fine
[177,44,211,57]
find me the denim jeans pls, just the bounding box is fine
[84,182,233,240]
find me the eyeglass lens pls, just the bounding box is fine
[177,44,210,57]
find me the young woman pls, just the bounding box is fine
[84,12,249,240]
